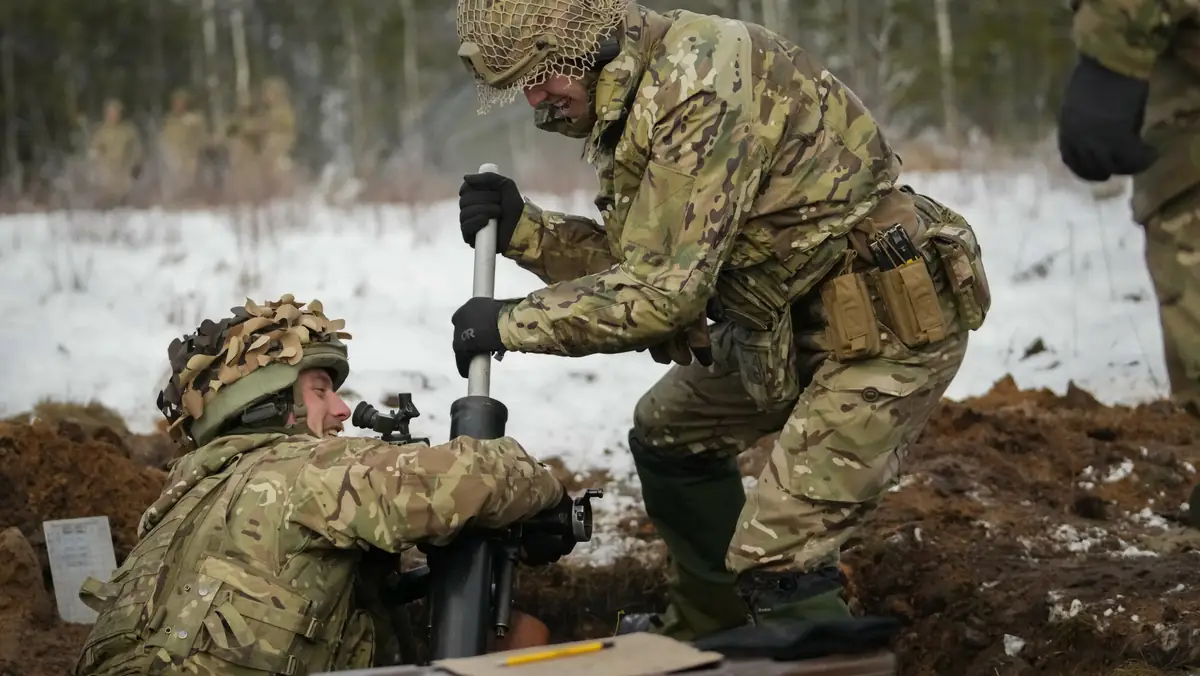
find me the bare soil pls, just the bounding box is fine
[1,380,1198,676]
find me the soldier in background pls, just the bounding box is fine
[156,88,210,204]
[1060,0,1200,417]
[226,76,298,199]
[87,98,144,207]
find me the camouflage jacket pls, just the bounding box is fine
[73,432,563,675]
[496,4,916,358]
[158,111,210,168]
[89,121,144,175]
[1072,0,1200,221]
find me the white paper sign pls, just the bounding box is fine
[43,516,118,624]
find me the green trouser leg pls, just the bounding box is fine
[631,439,750,641]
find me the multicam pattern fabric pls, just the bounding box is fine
[456,0,628,112]
[497,5,905,361]
[1072,0,1200,220]
[157,295,350,445]
[1072,0,1200,406]
[77,430,564,674]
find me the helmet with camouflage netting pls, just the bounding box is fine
[157,294,352,449]
[456,0,629,113]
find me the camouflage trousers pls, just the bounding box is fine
[629,315,966,635]
[1142,184,1200,413]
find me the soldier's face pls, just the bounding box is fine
[524,75,590,121]
[295,369,351,437]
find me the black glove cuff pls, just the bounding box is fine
[1073,54,1149,104]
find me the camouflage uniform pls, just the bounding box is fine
[73,296,564,675]
[88,99,144,205]
[158,89,210,201]
[227,78,297,198]
[1070,0,1200,413]
[457,2,991,639]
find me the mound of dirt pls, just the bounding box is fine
[837,376,1200,675]
[0,411,168,676]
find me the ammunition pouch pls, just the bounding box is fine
[914,194,991,332]
[820,188,990,359]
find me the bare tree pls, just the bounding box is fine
[934,0,958,141]
[2,2,20,197]
[202,0,224,132]
[230,0,252,109]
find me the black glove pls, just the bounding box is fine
[459,172,523,253]
[451,297,506,378]
[1058,55,1158,182]
[519,492,578,566]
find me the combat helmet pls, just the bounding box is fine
[157,294,352,449]
[455,0,629,112]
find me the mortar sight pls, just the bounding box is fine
[351,393,428,445]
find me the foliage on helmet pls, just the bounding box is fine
[157,294,351,447]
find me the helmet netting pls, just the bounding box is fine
[456,0,629,114]
[157,294,351,446]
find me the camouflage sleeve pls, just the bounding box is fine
[287,435,564,552]
[1072,0,1197,78]
[503,201,618,285]
[496,89,763,357]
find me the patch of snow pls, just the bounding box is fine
[1003,634,1025,657]
[1103,459,1135,483]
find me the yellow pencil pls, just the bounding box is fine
[497,639,615,667]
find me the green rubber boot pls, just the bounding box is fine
[735,567,854,626]
[624,436,751,641]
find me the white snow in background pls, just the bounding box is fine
[0,167,1171,559]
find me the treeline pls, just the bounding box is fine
[0,0,1078,206]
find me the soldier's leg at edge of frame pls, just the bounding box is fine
[621,323,797,641]
[1142,185,1200,416]
[726,330,969,625]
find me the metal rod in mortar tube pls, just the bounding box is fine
[426,162,509,659]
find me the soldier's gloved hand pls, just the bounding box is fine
[459,172,523,253]
[519,493,578,567]
[451,297,506,378]
[1058,55,1158,182]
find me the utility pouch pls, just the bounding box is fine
[871,260,947,348]
[911,191,991,331]
[819,272,882,360]
[730,308,801,411]
[929,223,991,330]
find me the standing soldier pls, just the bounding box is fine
[87,98,144,206]
[1059,1,1200,415]
[157,88,210,203]
[449,0,992,641]
[226,77,298,199]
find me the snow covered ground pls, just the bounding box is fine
[0,166,1171,561]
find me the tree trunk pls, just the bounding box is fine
[202,0,224,132]
[230,0,252,110]
[934,0,958,142]
[1,4,20,199]
[340,1,366,177]
[400,0,421,160]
